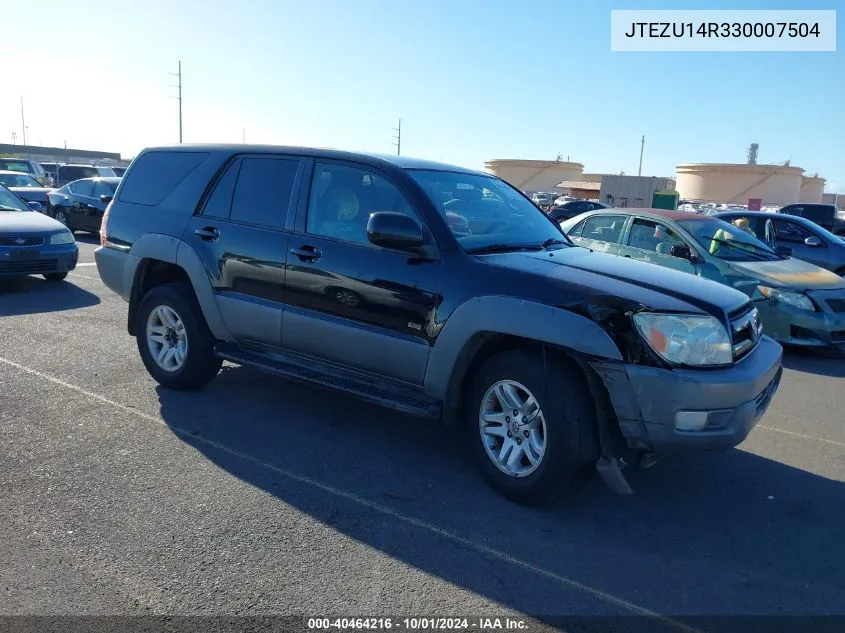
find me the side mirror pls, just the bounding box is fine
[804,236,822,247]
[775,245,793,256]
[669,244,695,261]
[26,200,43,212]
[100,195,113,204]
[367,212,425,251]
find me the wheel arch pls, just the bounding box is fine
[125,235,232,341]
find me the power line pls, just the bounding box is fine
[392,119,401,156]
[637,135,645,177]
[20,96,26,146]
[169,61,183,143]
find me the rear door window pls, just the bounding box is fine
[773,219,814,242]
[228,157,299,229]
[118,151,210,206]
[200,159,242,219]
[70,180,94,197]
[580,215,628,243]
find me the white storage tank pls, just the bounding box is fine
[799,176,825,203]
[484,159,584,193]
[675,163,805,205]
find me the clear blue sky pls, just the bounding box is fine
[3,0,843,190]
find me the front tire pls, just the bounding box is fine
[53,207,70,229]
[467,349,597,505]
[43,272,68,282]
[136,282,222,390]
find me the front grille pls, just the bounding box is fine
[0,236,44,247]
[0,259,58,274]
[730,303,763,359]
[826,299,845,313]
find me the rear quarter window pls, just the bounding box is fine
[118,151,210,206]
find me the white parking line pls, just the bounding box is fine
[0,354,698,632]
[758,425,845,449]
[75,262,97,267]
[69,272,101,281]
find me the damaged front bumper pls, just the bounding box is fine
[590,335,783,453]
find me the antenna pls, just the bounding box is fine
[747,143,759,165]
[168,61,183,143]
[392,119,401,155]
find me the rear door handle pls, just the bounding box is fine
[290,245,322,261]
[194,226,220,241]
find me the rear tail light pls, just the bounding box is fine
[100,200,113,247]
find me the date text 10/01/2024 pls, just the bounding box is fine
[307,618,528,630]
[624,22,821,38]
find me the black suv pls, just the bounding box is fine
[778,203,845,236]
[95,145,783,504]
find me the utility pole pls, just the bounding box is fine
[20,96,27,146]
[637,135,645,177]
[169,61,183,143]
[11,132,17,145]
[242,128,246,144]
[392,118,401,155]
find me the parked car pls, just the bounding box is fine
[0,158,52,187]
[778,203,845,236]
[0,183,78,281]
[715,211,845,277]
[95,145,782,505]
[47,177,120,233]
[562,208,845,349]
[0,170,53,211]
[548,199,607,223]
[55,164,117,187]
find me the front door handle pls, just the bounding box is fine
[290,245,322,261]
[194,226,220,241]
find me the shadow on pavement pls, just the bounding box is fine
[0,275,100,316]
[781,347,845,378]
[157,365,845,631]
[72,233,101,245]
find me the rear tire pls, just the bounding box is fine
[136,282,222,390]
[53,208,70,230]
[43,272,68,282]
[466,349,597,505]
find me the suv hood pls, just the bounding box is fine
[477,246,750,319]
[729,257,845,291]
[0,210,67,233]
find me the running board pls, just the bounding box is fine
[214,342,442,419]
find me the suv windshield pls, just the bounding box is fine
[0,160,32,174]
[0,172,42,188]
[679,218,780,262]
[0,186,28,211]
[408,170,570,252]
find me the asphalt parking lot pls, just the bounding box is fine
[2,237,844,632]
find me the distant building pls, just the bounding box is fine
[0,143,130,167]
[598,176,677,208]
[554,180,602,200]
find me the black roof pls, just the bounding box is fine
[141,143,488,177]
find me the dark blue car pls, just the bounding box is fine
[48,177,121,233]
[0,183,78,281]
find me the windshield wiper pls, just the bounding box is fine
[701,235,774,259]
[0,206,23,211]
[465,243,545,255]
[540,238,570,249]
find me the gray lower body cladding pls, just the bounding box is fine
[589,336,783,452]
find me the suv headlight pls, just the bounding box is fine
[757,286,815,311]
[50,231,75,245]
[633,312,733,366]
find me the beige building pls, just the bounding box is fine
[675,163,825,205]
[484,159,584,192]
